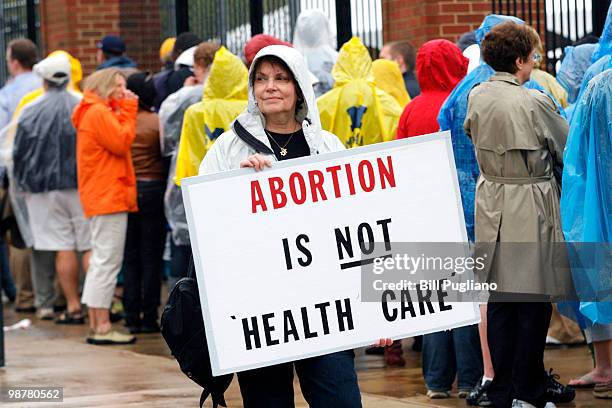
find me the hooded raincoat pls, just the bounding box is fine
[397,40,467,139]
[371,59,410,108]
[560,69,612,325]
[168,48,247,245]
[199,45,345,175]
[72,92,139,218]
[293,10,339,97]
[464,73,573,297]
[175,47,248,182]
[317,37,401,149]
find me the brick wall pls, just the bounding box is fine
[40,0,161,77]
[383,0,491,47]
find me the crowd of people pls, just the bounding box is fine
[0,6,611,408]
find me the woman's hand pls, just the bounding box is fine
[184,76,198,87]
[373,338,393,347]
[123,90,139,100]
[240,154,272,171]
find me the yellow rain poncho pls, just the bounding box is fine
[317,37,402,148]
[372,59,410,107]
[13,50,83,118]
[175,46,248,183]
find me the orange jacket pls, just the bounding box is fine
[73,91,138,218]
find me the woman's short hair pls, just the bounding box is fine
[481,22,540,73]
[194,42,220,69]
[83,68,125,99]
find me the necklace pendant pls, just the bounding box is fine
[280,148,288,156]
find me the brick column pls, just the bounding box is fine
[40,0,160,76]
[383,0,492,47]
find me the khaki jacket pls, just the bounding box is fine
[464,72,573,297]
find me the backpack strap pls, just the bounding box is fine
[232,120,274,156]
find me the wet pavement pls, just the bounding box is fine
[1,306,608,407]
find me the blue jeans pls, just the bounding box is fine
[422,325,483,391]
[237,350,362,408]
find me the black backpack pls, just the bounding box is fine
[161,258,233,407]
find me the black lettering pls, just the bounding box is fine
[296,234,312,267]
[301,307,318,339]
[376,218,393,251]
[315,302,331,335]
[283,310,300,342]
[335,298,354,331]
[242,316,261,350]
[400,290,417,318]
[358,223,375,255]
[282,238,292,270]
[437,281,452,311]
[416,284,435,315]
[381,290,397,321]
[262,313,279,346]
[335,227,353,260]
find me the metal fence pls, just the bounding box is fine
[162,0,383,59]
[0,0,39,86]
[492,0,610,73]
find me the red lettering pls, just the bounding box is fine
[289,172,307,204]
[344,163,356,195]
[325,165,342,198]
[358,160,375,192]
[378,156,396,189]
[251,180,268,213]
[308,170,328,202]
[268,177,287,209]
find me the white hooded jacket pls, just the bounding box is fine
[199,45,344,175]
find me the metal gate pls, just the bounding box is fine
[0,0,40,86]
[162,0,383,59]
[492,0,610,73]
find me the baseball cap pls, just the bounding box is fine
[33,54,71,85]
[97,35,126,54]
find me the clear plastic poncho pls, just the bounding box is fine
[168,47,247,246]
[293,9,339,97]
[158,84,203,157]
[0,87,81,247]
[556,44,597,104]
[559,69,612,326]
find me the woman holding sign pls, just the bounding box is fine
[199,45,389,407]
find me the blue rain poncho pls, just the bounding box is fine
[559,69,612,326]
[556,44,597,104]
[438,14,562,242]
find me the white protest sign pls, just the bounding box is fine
[182,131,480,375]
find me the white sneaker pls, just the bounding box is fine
[511,400,556,408]
[36,307,54,320]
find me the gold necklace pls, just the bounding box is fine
[265,123,299,157]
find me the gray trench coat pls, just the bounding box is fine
[464,72,574,297]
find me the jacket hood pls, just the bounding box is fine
[416,39,468,93]
[72,91,105,129]
[476,14,524,45]
[372,59,410,106]
[557,43,597,103]
[592,2,612,62]
[293,10,336,50]
[332,37,374,86]
[246,44,321,131]
[203,47,248,101]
